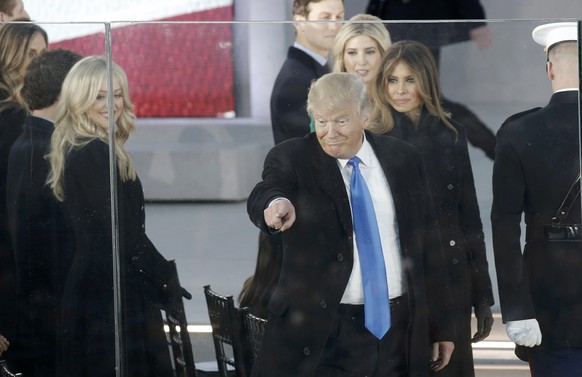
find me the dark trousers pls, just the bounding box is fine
[315,296,410,377]
[529,347,582,377]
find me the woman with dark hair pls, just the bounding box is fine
[0,22,48,350]
[238,231,283,319]
[370,40,495,377]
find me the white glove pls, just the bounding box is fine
[506,319,542,347]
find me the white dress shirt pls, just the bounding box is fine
[338,137,405,303]
[293,42,328,67]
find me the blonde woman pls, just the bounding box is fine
[47,56,190,377]
[332,13,391,100]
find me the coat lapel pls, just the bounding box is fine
[310,138,353,236]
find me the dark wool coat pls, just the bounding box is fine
[57,139,175,377]
[270,46,329,144]
[247,131,455,377]
[388,109,494,377]
[0,100,26,345]
[366,0,487,48]
[6,116,76,377]
[492,91,582,349]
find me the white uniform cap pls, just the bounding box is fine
[532,22,578,54]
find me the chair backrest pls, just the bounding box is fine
[166,260,197,377]
[203,285,247,377]
[0,360,22,377]
[239,307,267,374]
[165,260,197,377]
[166,311,197,377]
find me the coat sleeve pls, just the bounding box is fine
[247,143,298,231]
[455,129,494,307]
[491,125,536,322]
[452,0,486,20]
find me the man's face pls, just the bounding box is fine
[313,103,366,159]
[294,0,344,57]
[0,0,29,21]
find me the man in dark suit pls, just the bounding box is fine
[366,0,497,160]
[491,22,582,376]
[6,49,82,377]
[249,72,455,377]
[270,0,344,145]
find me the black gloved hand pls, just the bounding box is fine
[471,304,493,343]
[181,287,192,300]
[159,273,192,314]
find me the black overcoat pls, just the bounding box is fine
[6,116,76,376]
[247,131,455,377]
[270,46,329,144]
[57,139,175,377]
[0,101,26,344]
[389,109,494,376]
[366,0,486,48]
[492,91,582,349]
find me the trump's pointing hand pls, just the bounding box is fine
[264,198,296,232]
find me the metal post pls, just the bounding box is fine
[105,22,124,377]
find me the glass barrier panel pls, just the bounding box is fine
[113,18,581,375]
[3,14,581,377]
[1,21,118,376]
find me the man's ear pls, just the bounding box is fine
[546,61,554,81]
[293,14,306,32]
[362,114,370,129]
[0,13,6,22]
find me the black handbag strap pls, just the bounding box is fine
[552,173,581,224]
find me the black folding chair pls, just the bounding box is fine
[239,307,267,374]
[165,260,197,377]
[203,285,246,377]
[0,360,22,377]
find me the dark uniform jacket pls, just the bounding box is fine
[492,91,582,349]
[247,131,455,377]
[389,109,494,376]
[270,46,329,144]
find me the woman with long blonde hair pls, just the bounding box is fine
[332,13,391,100]
[48,56,189,377]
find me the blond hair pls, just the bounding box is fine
[332,14,391,101]
[307,72,372,118]
[47,56,136,201]
[332,14,391,73]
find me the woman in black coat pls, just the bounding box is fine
[47,56,189,377]
[370,40,495,377]
[0,23,48,351]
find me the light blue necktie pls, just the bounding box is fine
[348,156,391,339]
